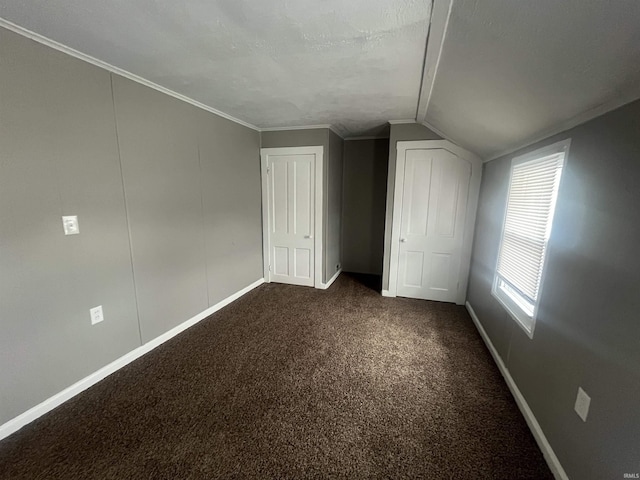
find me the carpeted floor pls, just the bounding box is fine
[0,274,553,479]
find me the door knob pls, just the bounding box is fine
[304,235,313,239]
[400,238,407,242]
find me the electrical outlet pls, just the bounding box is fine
[62,215,80,235]
[574,386,591,422]
[90,305,104,325]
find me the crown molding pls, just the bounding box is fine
[344,136,390,141]
[485,87,640,162]
[260,124,332,132]
[420,120,453,142]
[387,119,474,155]
[420,120,482,159]
[327,125,345,139]
[260,124,345,139]
[388,119,418,125]
[0,18,261,131]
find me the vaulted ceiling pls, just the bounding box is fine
[423,0,640,158]
[1,0,640,158]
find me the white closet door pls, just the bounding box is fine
[266,153,315,286]
[396,148,471,302]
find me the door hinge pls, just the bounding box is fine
[266,166,270,174]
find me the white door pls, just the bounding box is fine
[390,142,480,303]
[261,147,323,287]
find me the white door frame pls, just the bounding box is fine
[385,140,482,304]
[260,146,324,288]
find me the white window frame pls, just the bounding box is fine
[492,139,571,338]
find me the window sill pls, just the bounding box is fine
[491,286,536,339]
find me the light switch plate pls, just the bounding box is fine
[90,305,104,325]
[62,216,79,235]
[574,386,591,422]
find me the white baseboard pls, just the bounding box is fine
[318,269,342,290]
[381,289,394,297]
[0,278,265,442]
[465,301,569,480]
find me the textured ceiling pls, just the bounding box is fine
[3,1,639,152]
[425,0,640,158]
[0,0,431,138]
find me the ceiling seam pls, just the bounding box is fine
[415,0,454,125]
[415,0,435,120]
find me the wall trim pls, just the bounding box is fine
[344,136,389,141]
[381,289,394,297]
[319,269,342,290]
[485,87,640,162]
[260,124,344,139]
[0,278,265,442]
[387,119,477,157]
[0,18,260,132]
[260,124,332,131]
[465,301,569,480]
[388,119,418,125]
[327,125,344,139]
[420,120,474,153]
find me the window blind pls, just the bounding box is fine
[496,152,565,308]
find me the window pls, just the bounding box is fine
[492,139,570,338]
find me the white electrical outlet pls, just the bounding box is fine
[574,386,591,422]
[62,215,80,235]
[90,305,104,325]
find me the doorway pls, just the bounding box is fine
[260,146,323,287]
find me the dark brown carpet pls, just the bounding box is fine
[0,274,553,479]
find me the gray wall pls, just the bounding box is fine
[342,139,389,275]
[382,123,442,289]
[260,129,327,149]
[467,99,640,479]
[0,27,262,425]
[326,131,344,280]
[260,129,343,283]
